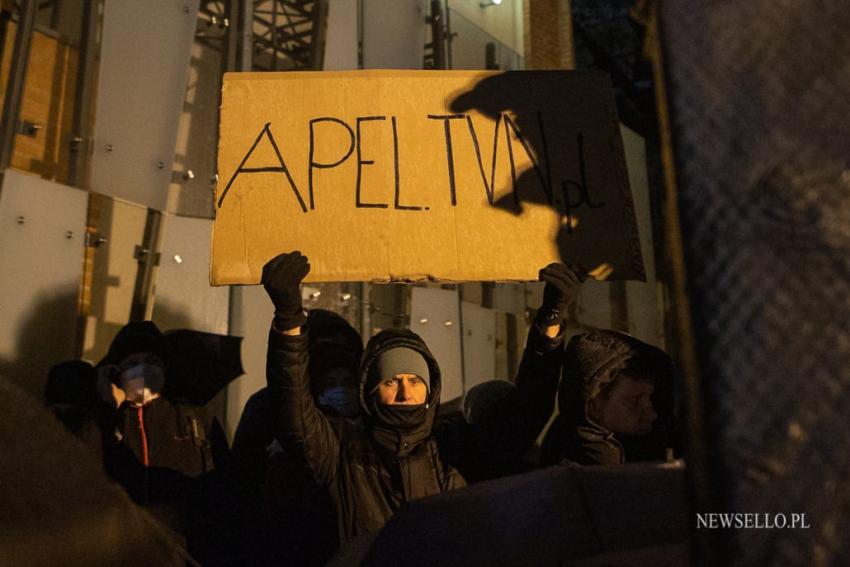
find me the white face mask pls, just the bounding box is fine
[119,364,165,406]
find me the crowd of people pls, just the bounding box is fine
[41,252,678,565]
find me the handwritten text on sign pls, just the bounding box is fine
[211,70,643,284]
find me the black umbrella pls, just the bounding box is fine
[344,463,688,567]
[163,329,244,406]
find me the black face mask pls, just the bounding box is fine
[367,399,433,459]
[371,402,428,430]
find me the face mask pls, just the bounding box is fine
[317,386,359,418]
[119,364,165,406]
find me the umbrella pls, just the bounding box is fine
[343,462,688,567]
[163,330,244,406]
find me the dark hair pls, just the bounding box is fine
[307,310,362,354]
[306,309,362,394]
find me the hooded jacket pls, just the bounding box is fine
[98,321,234,564]
[232,310,362,567]
[266,326,465,544]
[541,330,675,466]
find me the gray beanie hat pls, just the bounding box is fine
[369,347,430,393]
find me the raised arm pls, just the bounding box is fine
[436,263,585,481]
[511,262,586,448]
[263,251,339,484]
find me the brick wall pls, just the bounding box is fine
[524,0,574,69]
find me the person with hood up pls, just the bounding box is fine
[540,329,676,466]
[97,321,231,564]
[232,309,363,566]
[263,251,466,547]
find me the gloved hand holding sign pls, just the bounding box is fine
[262,251,311,332]
[536,262,587,332]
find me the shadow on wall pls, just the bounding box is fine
[0,282,235,418]
[0,286,80,399]
[152,298,201,334]
[447,71,640,279]
[81,301,198,369]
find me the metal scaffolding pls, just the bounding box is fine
[198,0,327,71]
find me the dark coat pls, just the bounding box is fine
[232,309,363,566]
[101,397,230,562]
[435,323,566,482]
[232,387,338,567]
[266,326,466,544]
[541,330,675,466]
[103,397,220,497]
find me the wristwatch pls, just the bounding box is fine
[538,308,562,327]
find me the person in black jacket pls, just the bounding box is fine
[97,321,230,564]
[232,309,362,566]
[263,251,465,547]
[263,252,587,552]
[540,329,676,466]
[433,262,585,483]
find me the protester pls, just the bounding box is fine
[540,329,676,466]
[232,309,362,566]
[434,262,586,482]
[233,309,362,468]
[263,252,590,553]
[97,321,231,564]
[432,379,522,483]
[263,251,466,547]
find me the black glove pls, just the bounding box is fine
[537,262,586,327]
[262,251,311,330]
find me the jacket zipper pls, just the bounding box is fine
[137,406,150,467]
[399,456,410,500]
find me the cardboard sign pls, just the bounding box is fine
[212,70,644,284]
